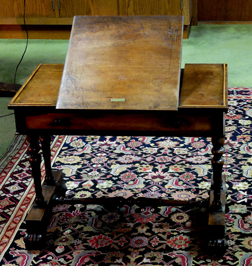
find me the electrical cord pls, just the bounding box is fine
[2,0,28,119]
[0,113,15,118]
[14,0,28,89]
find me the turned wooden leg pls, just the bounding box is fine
[27,135,46,207]
[24,171,66,250]
[25,136,66,250]
[211,136,225,212]
[204,136,227,254]
[40,135,55,186]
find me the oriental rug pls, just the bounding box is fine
[1,87,252,265]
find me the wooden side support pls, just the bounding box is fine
[24,171,66,250]
[211,137,225,212]
[9,63,228,252]
[205,136,227,252]
[40,135,56,186]
[27,135,45,207]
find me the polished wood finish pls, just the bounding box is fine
[191,0,198,25]
[24,171,66,250]
[180,64,228,109]
[211,137,225,212]
[198,0,252,21]
[57,16,183,111]
[27,135,45,207]
[0,25,71,39]
[60,0,118,17]
[9,64,227,137]
[9,62,228,251]
[9,62,227,251]
[0,24,191,40]
[0,0,18,18]
[182,0,192,25]
[0,25,191,41]
[40,135,55,185]
[0,0,193,23]
[9,64,225,137]
[0,0,194,39]
[0,0,55,18]
[10,64,63,107]
[23,111,223,136]
[118,0,181,16]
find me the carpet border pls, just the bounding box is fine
[0,135,27,171]
[0,135,67,260]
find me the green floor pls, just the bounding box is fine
[0,23,252,158]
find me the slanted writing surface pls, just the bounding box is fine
[57,16,183,111]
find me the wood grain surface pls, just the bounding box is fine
[8,63,227,138]
[198,0,252,21]
[9,64,63,107]
[180,64,228,109]
[56,16,183,111]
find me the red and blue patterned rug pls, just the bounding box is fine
[1,87,252,265]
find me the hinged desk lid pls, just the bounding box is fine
[56,15,183,111]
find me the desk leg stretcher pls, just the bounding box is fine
[8,62,228,253]
[23,134,227,253]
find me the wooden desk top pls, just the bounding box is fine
[8,63,228,112]
[56,16,183,111]
[8,64,63,108]
[180,64,228,109]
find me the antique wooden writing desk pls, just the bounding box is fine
[9,16,228,251]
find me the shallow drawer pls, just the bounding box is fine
[24,110,225,137]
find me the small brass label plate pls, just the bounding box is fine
[110,98,126,102]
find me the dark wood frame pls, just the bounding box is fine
[9,63,228,253]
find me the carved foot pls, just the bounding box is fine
[208,238,227,248]
[206,237,227,257]
[24,171,65,250]
[23,233,45,250]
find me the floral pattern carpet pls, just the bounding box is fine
[1,87,252,265]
